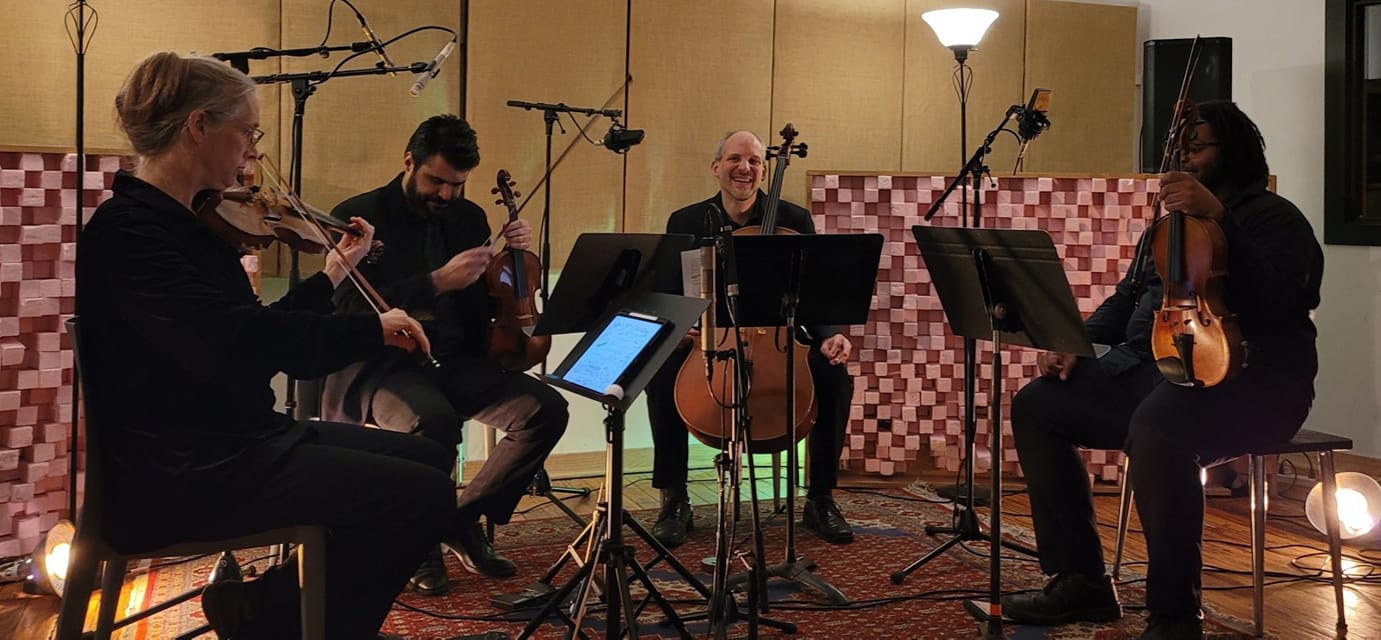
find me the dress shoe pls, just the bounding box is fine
[200,578,254,639]
[650,487,693,547]
[1138,614,1204,639]
[801,495,854,544]
[1001,572,1122,625]
[408,545,450,596]
[445,522,517,578]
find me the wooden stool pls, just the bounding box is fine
[1110,429,1352,637]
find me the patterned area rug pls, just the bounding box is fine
[125,486,1259,639]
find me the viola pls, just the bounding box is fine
[485,170,551,372]
[1147,37,1243,387]
[198,156,435,367]
[674,124,816,453]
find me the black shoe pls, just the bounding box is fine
[408,545,450,596]
[445,522,517,578]
[801,496,854,544]
[1138,614,1204,639]
[200,579,254,639]
[650,488,693,547]
[1001,573,1122,625]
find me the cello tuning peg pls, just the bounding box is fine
[490,187,500,194]
[495,198,504,205]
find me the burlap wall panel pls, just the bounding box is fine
[265,0,463,275]
[902,0,1026,175]
[1021,0,1136,173]
[771,0,907,207]
[624,0,775,233]
[467,0,629,273]
[0,1,281,152]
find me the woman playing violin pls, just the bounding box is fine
[1001,101,1323,640]
[77,51,455,640]
[320,115,569,594]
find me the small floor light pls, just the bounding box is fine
[26,519,75,596]
[1306,472,1381,540]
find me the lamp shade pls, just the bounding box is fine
[26,518,75,596]
[922,8,999,49]
[1305,472,1381,540]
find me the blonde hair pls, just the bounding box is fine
[114,51,256,157]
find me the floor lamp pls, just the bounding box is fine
[921,6,1000,507]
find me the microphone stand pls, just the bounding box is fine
[890,106,1039,587]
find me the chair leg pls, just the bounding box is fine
[94,558,128,640]
[771,451,782,512]
[1112,455,1133,580]
[53,540,101,640]
[1249,455,1267,637]
[298,529,328,640]
[1318,451,1349,636]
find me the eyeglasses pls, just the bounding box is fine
[1182,141,1219,155]
[232,119,266,147]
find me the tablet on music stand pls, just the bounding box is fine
[546,310,673,406]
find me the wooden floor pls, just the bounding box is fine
[5,447,1378,639]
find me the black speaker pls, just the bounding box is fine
[1140,37,1232,173]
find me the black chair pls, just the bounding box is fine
[1110,429,1352,637]
[54,317,327,640]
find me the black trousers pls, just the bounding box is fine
[368,357,569,525]
[1010,358,1312,618]
[109,421,456,640]
[646,342,853,495]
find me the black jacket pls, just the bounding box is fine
[321,174,494,423]
[76,173,383,527]
[665,191,841,343]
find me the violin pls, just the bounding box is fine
[485,170,551,372]
[674,124,816,453]
[198,156,436,367]
[1147,36,1243,387]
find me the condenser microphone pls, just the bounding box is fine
[410,39,457,97]
[700,203,722,380]
[1014,87,1052,171]
[355,12,396,75]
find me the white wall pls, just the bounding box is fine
[1140,0,1381,457]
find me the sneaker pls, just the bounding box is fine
[444,522,517,578]
[408,545,450,595]
[1138,614,1203,639]
[1001,573,1122,625]
[801,495,854,544]
[651,488,693,547]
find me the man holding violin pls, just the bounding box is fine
[322,115,569,595]
[644,129,856,547]
[1001,101,1323,640]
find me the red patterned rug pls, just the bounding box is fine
[126,486,1260,639]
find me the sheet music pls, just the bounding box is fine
[563,314,664,393]
[680,249,703,299]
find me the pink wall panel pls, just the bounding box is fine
[811,172,1157,482]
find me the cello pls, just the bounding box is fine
[674,124,816,453]
[1148,37,1244,387]
[486,169,551,372]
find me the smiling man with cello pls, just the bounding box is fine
[322,115,568,595]
[1001,101,1323,640]
[645,129,856,547]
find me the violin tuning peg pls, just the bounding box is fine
[495,198,503,205]
[490,187,500,194]
[513,191,521,199]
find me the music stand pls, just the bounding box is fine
[706,233,882,610]
[901,226,1093,639]
[515,233,708,640]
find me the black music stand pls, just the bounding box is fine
[514,233,707,640]
[709,233,882,611]
[900,226,1093,639]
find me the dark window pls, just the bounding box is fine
[1326,0,1381,244]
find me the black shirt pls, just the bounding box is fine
[76,173,383,490]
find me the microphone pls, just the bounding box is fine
[699,203,721,380]
[1016,87,1052,141]
[410,39,458,97]
[599,121,646,154]
[1014,87,1052,170]
[713,206,740,303]
[355,12,396,75]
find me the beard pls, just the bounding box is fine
[403,173,451,215]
